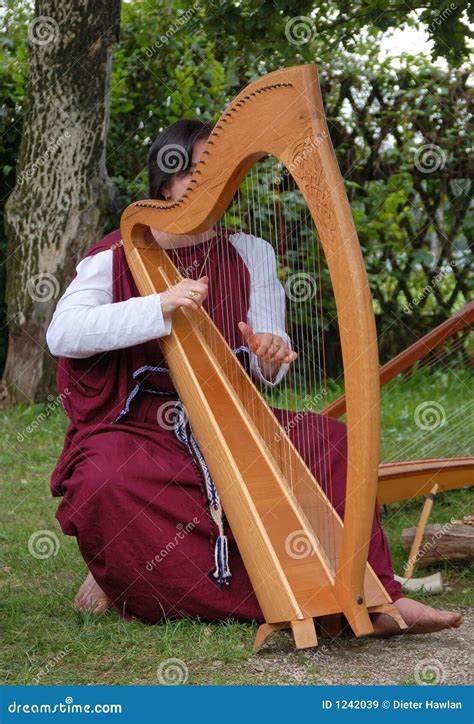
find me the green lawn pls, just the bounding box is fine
[1,367,472,685]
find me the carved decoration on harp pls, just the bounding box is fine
[120,64,406,650]
[288,132,337,235]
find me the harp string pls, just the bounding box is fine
[244,159,339,570]
[177,156,342,573]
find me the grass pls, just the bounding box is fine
[0,367,472,685]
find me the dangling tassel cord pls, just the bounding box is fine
[173,400,232,587]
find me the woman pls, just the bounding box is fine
[47,119,461,636]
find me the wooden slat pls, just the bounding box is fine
[377,456,474,504]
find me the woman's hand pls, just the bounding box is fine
[238,321,297,380]
[160,276,209,319]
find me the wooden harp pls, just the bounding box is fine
[120,65,404,650]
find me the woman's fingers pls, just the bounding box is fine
[238,321,261,353]
[182,282,208,298]
[253,333,275,357]
[239,324,298,365]
[238,321,253,340]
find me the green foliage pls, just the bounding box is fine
[107,2,229,207]
[1,1,472,375]
[200,0,472,69]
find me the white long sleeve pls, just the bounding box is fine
[229,233,290,387]
[46,250,171,358]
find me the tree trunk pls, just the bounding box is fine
[3,0,121,403]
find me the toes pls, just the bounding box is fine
[74,592,85,609]
[438,610,462,627]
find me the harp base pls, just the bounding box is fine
[254,602,407,651]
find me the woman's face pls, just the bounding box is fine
[162,136,207,202]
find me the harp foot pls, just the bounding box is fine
[290,618,318,649]
[253,622,288,651]
[368,603,408,631]
[254,618,318,650]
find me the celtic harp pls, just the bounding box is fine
[120,64,406,650]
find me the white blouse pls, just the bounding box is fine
[46,232,291,387]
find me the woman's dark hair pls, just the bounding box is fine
[147,119,213,199]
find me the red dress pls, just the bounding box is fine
[51,229,402,624]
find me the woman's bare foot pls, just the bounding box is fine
[74,571,111,614]
[370,597,462,637]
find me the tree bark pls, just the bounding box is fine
[401,523,474,566]
[3,0,121,403]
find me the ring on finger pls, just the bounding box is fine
[188,290,199,299]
